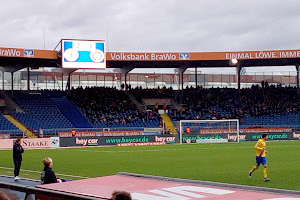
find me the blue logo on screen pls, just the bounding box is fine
[179,52,190,60]
[24,49,34,57]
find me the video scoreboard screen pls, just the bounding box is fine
[61,39,106,69]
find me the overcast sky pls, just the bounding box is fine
[1,0,300,73]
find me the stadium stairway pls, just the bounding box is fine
[3,115,36,137]
[127,93,144,108]
[160,113,176,134]
[51,96,93,128]
[0,90,23,113]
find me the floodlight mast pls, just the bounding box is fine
[54,40,62,51]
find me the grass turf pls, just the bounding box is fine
[0,140,299,190]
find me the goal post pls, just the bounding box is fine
[179,119,240,144]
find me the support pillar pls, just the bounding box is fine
[175,64,188,103]
[66,72,71,93]
[50,68,76,90]
[295,64,300,112]
[236,63,242,106]
[62,73,64,91]
[27,66,30,91]
[114,66,134,91]
[195,67,197,87]
[236,63,242,91]
[2,71,4,90]
[11,72,14,97]
[295,64,299,90]
[124,73,127,90]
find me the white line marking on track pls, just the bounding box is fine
[0,167,90,179]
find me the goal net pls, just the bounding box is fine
[179,119,239,144]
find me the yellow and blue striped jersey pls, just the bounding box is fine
[254,138,266,157]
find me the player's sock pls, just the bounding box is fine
[250,166,257,173]
[263,167,268,178]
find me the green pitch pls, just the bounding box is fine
[1,140,299,190]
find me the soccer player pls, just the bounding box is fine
[248,134,270,181]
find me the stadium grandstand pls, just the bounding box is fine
[0,42,300,137]
[1,41,300,199]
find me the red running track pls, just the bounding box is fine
[36,174,300,200]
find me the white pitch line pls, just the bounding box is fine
[61,144,300,153]
[0,167,90,179]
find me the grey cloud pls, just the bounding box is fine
[1,0,300,52]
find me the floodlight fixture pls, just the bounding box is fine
[231,59,238,65]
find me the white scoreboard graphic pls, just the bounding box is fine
[61,39,106,69]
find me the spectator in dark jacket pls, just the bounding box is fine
[13,138,24,181]
[111,191,132,200]
[41,157,62,184]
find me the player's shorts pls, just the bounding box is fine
[256,156,267,165]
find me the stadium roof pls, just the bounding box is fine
[1,46,300,72]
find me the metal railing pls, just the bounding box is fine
[0,181,107,200]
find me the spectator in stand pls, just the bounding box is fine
[163,103,167,113]
[154,103,159,112]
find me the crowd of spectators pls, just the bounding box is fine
[169,84,299,121]
[68,84,299,128]
[68,86,161,127]
[128,86,174,103]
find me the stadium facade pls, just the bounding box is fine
[1,42,300,90]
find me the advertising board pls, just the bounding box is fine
[58,131,102,137]
[106,49,300,61]
[101,131,142,136]
[50,137,60,148]
[293,132,300,139]
[0,139,13,149]
[59,135,177,147]
[182,134,228,144]
[199,128,292,134]
[246,132,293,141]
[0,47,57,59]
[20,138,51,149]
[0,138,53,149]
[58,130,142,137]
[116,142,166,146]
[0,134,10,139]
[183,131,296,143]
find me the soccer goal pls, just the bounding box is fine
[179,119,239,144]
